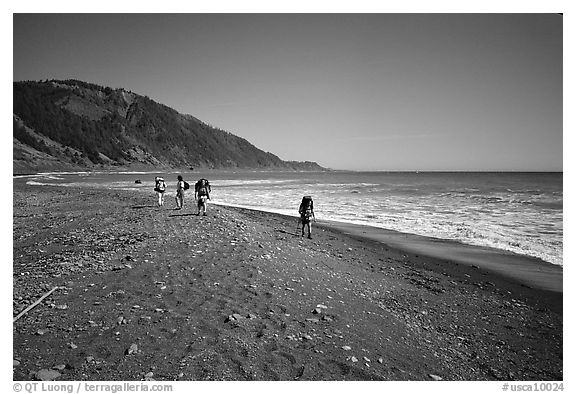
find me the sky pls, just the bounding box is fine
[12,11,564,171]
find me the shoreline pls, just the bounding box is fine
[14,176,564,294]
[318,219,562,293]
[212,202,562,293]
[13,172,563,269]
[12,183,563,381]
[212,199,563,271]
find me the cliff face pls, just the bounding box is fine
[13,80,326,174]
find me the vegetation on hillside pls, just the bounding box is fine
[13,80,325,172]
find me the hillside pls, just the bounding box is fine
[13,80,325,174]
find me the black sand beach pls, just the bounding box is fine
[12,182,562,381]
[322,221,562,294]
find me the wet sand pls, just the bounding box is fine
[321,220,562,293]
[12,183,562,381]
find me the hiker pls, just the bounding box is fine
[298,196,315,239]
[175,175,186,210]
[194,178,211,216]
[153,176,167,207]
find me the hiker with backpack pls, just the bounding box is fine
[153,176,167,207]
[175,175,189,210]
[194,178,211,216]
[298,196,315,239]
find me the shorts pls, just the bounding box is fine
[197,196,208,207]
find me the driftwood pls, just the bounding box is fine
[13,286,61,323]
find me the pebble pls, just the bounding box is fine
[225,314,244,322]
[35,369,61,381]
[125,343,138,355]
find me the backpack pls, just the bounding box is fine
[154,178,165,192]
[299,196,314,221]
[183,181,190,190]
[195,178,210,196]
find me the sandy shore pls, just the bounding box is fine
[319,220,562,293]
[12,182,562,381]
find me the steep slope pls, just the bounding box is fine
[13,80,325,174]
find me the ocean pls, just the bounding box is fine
[17,170,563,266]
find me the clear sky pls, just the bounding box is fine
[12,12,563,171]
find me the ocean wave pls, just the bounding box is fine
[212,179,297,187]
[314,211,563,266]
[26,181,53,186]
[36,171,92,175]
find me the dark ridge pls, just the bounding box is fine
[13,79,327,174]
